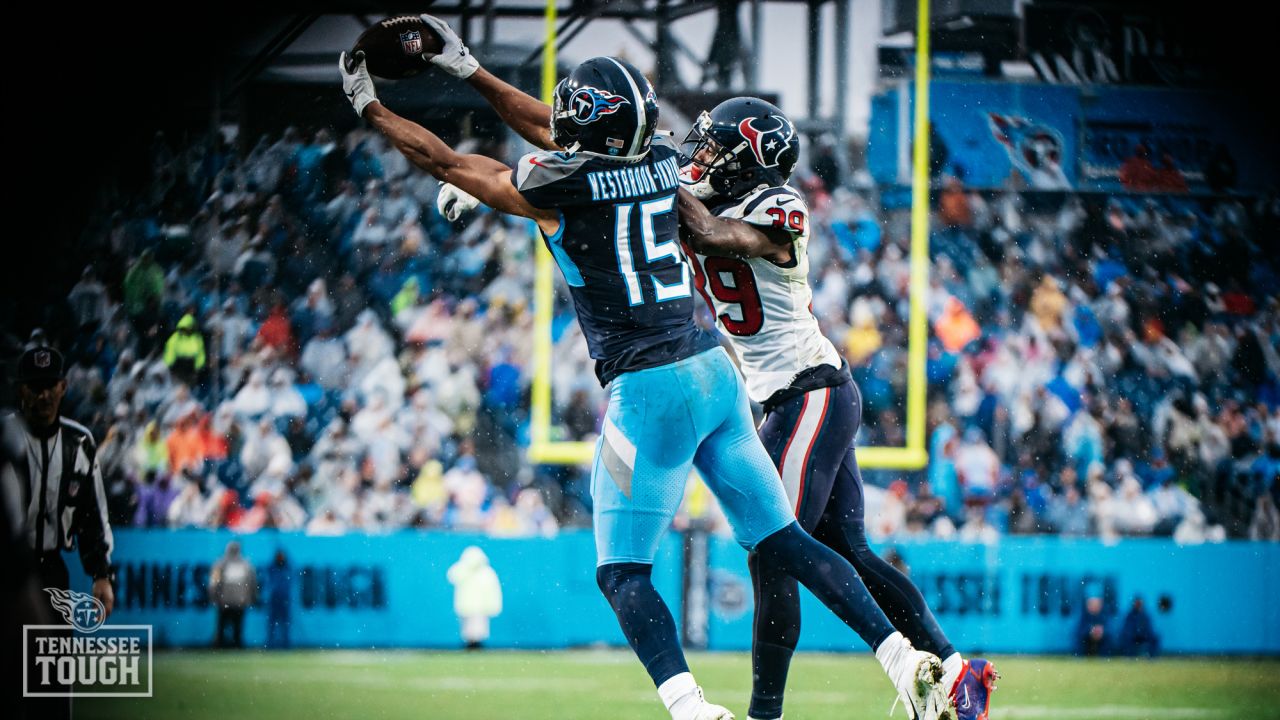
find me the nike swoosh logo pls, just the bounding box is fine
[961,685,971,709]
[345,89,356,99]
[776,197,795,206]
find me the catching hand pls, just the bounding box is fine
[339,51,379,117]
[419,14,480,79]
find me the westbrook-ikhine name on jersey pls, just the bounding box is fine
[586,156,682,201]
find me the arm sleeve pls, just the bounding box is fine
[73,438,114,579]
[511,150,589,209]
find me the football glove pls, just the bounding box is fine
[419,14,480,79]
[437,183,480,222]
[339,51,378,117]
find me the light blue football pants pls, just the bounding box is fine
[592,346,795,565]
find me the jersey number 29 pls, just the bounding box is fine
[688,254,764,336]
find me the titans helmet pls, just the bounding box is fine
[681,96,800,200]
[551,57,660,159]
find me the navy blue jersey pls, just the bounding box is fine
[514,136,716,385]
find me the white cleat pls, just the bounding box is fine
[876,633,956,720]
[688,692,735,720]
[669,685,735,720]
[889,651,955,720]
[693,703,736,720]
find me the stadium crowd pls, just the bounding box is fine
[23,123,1280,542]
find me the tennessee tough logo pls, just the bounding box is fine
[737,115,795,168]
[569,87,631,125]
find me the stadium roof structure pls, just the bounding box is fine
[218,1,860,139]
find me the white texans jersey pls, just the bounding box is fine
[687,184,841,403]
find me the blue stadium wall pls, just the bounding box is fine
[867,80,1280,193]
[67,531,1279,654]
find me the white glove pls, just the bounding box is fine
[419,14,480,79]
[437,183,480,222]
[339,51,378,117]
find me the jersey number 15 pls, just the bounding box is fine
[614,196,691,306]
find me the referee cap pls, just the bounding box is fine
[16,346,64,385]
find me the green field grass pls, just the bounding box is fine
[77,650,1279,720]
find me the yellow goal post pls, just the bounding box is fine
[526,0,932,471]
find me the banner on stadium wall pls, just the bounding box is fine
[69,531,1279,654]
[706,537,1280,655]
[868,81,1279,193]
[67,530,682,649]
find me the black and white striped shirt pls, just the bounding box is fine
[0,414,114,578]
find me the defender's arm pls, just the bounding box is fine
[677,188,793,263]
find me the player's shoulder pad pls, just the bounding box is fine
[650,131,679,152]
[514,150,590,193]
[726,184,809,232]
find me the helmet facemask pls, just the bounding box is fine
[681,111,763,200]
[550,79,581,151]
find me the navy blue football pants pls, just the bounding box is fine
[747,378,955,719]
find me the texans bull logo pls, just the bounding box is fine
[570,86,631,125]
[737,115,795,169]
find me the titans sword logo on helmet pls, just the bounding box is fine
[570,87,631,124]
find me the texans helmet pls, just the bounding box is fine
[682,96,799,200]
[551,57,659,159]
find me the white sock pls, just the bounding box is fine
[658,672,701,720]
[941,652,964,692]
[874,631,910,679]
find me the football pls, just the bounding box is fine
[351,15,444,79]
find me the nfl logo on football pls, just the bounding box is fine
[399,30,423,55]
[23,588,152,698]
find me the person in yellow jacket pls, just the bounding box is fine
[446,545,502,650]
[164,314,207,388]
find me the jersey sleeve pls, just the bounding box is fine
[731,186,810,239]
[650,131,679,153]
[511,150,591,209]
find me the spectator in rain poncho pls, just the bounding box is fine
[300,322,350,390]
[268,368,307,418]
[240,417,293,483]
[955,427,999,504]
[1047,484,1091,536]
[135,362,174,415]
[292,278,335,343]
[233,369,272,419]
[131,419,170,475]
[346,309,394,367]
[164,313,207,387]
[447,546,502,649]
[844,299,883,366]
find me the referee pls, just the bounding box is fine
[2,346,115,613]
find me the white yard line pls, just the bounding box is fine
[995,705,1224,719]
